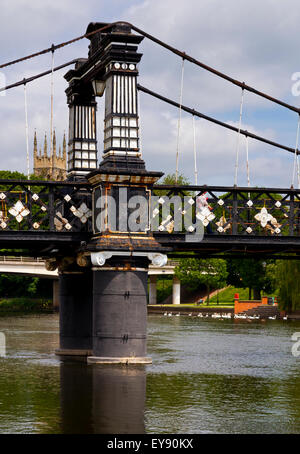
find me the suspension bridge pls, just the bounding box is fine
[0,21,300,363]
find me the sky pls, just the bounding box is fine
[1,0,300,188]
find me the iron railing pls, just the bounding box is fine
[0,180,92,233]
[1,181,300,238]
[152,185,300,237]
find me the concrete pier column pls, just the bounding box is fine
[87,266,152,365]
[53,279,59,311]
[56,270,93,357]
[149,275,157,305]
[172,276,181,305]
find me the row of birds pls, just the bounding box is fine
[163,312,288,320]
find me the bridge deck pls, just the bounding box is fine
[155,233,300,258]
[0,230,299,259]
[0,180,300,258]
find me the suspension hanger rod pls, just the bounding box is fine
[138,83,300,156]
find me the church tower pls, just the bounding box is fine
[33,131,67,180]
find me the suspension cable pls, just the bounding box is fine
[245,135,251,198]
[0,59,79,94]
[137,83,300,157]
[0,23,116,70]
[234,87,245,185]
[50,45,55,177]
[23,83,30,181]
[292,114,300,188]
[1,21,299,116]
[129,23,300,115]
[192,115,198,185]
[2,20,300,170]
[175,58,185,183]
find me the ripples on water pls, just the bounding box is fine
[0,313,299,434]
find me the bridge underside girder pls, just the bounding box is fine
[1,231,300,260]
[0,232,90,257]
[155,233,300,260]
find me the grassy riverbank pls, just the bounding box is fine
[0,297,53,313]
[156,284,277,307]
[209,287,248,305]
[156,282,246,306]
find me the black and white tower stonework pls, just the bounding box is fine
[65,61,98,179]
[57,21,169,363]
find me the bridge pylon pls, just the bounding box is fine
[56,21,169,364]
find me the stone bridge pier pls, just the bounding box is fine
[54,251,167,363]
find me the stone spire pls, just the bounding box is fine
[44,133,48,157]
[33,131,38,158]
[63,132,66,159]
[34,131,67,181]
[53,129,56,156]
[52,129,56,167]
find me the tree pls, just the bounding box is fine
[276,260,300,311]
[0,274,52,298]
[175,258,228,304]
[160,173,190,186]
[154,173,191,196]
[226,259,274,300]
[0,170,43,181]
[0,170,27,180]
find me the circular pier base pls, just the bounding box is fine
[55,349,92,357]
[87,356,152,365]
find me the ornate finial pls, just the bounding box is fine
[59,145,62,158]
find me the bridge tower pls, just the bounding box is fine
[56,22,168,363]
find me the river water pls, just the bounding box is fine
[0,313,299,434]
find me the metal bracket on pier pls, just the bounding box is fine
[91,251,168,267]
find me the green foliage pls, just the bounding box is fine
[156,278,173,304]
[175,258,228,302]
[155,173,191,197]
[0,297,52,312]
[0,170,44,190]
[160,173,190,186]
[0,170,28,180]
[0,170,44,181]
[276,260,300,311]
[0,274,52,299]
[226,259,275,299]
[27,278,39,296]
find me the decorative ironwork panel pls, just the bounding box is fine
[152,185,300,237]
[0,180,92,233]
[1,181,300,239]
